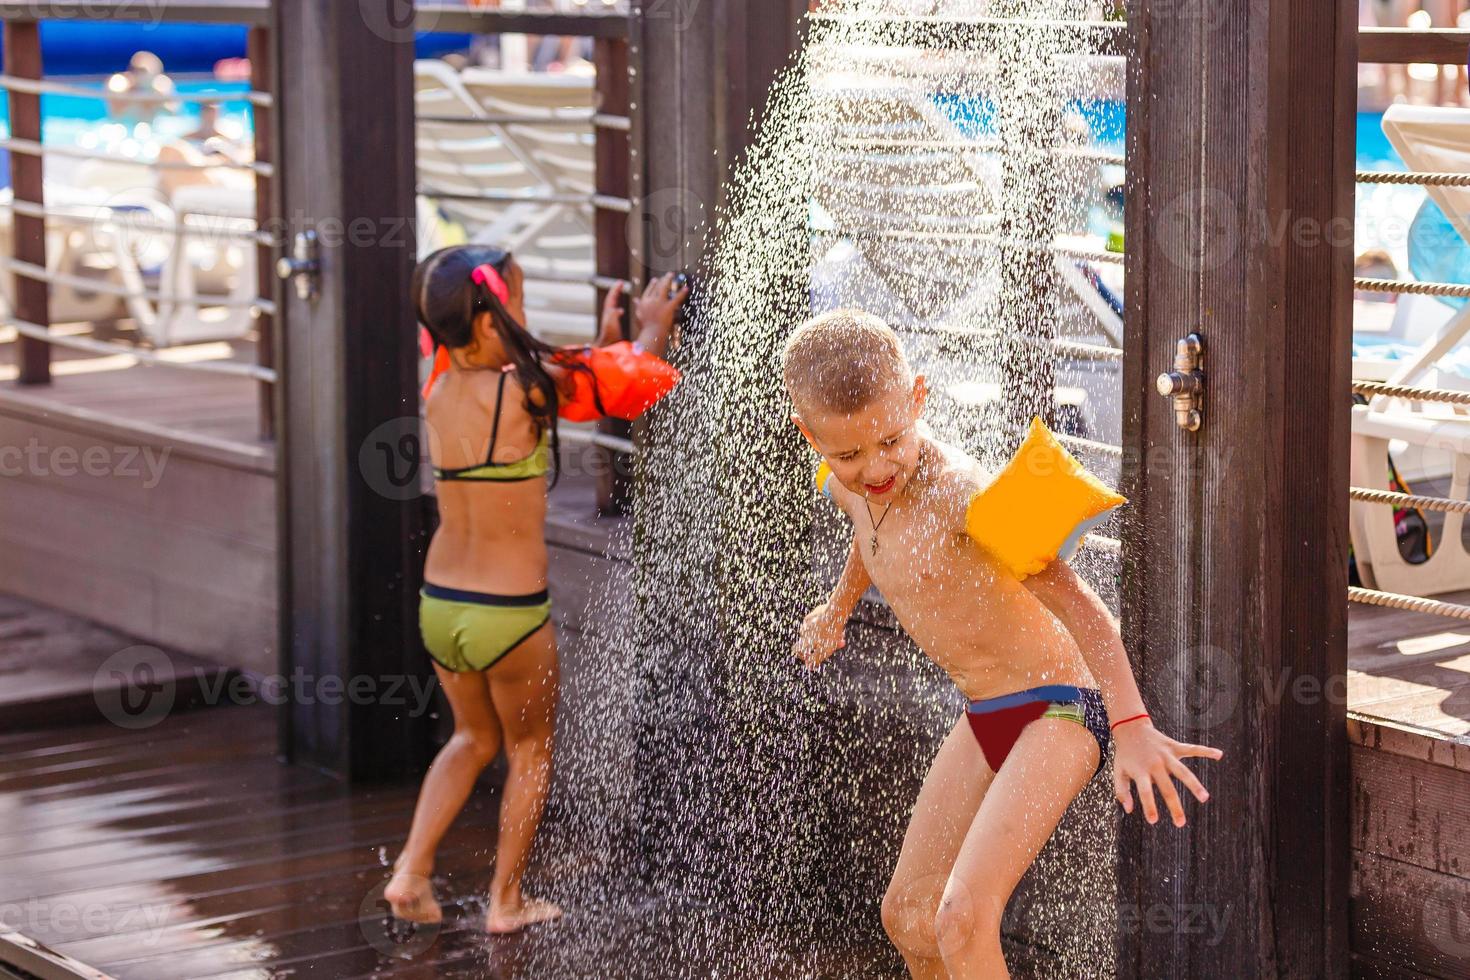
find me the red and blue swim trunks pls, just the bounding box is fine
[965,684,1111,777]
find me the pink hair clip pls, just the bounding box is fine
[471,263,510,306]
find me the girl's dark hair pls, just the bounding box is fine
[412,244,601,488]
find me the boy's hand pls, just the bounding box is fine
[1112,721,1223,827]
[792,602,848,670]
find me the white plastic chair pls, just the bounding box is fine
[414,60,596,345]
[150,183,258,347]
[1350,104,1470,594]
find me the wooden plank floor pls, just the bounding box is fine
[0,331,267,448]
[1349,589,1470,738]
[0,701,899,979]
[0,594,238,734]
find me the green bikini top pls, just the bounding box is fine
[433,371,550,483]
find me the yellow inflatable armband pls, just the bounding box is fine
[815,460,833,498]
[966,416,1126,580]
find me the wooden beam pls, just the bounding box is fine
[274,0,430,781]
[806,12,1128,56]
[0,0,269,24]
[1359,28,1470,65]
[593,36,634,516]
[1119,0,1354,974]
[3,20,48,386]
[249,25,276,442]
[415,5,628,38]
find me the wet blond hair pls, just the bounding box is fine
[781,309,912,414]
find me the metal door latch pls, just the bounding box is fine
[1156,333,1204,431]
[276,230,321,302]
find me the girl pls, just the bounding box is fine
[385,244,687,933]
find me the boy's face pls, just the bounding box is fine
[793,376,927,501]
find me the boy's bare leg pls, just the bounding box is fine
[882,717,996,979]
[386,664,503,924]
[484,622,563,933]
[936,719,1099,978]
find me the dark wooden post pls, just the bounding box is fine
[1119,0,1354,975]
[273,0,429,780]
[248,25,276,441]
[593,36,633,515]
[4,20,49,386]
[629,0,807,280]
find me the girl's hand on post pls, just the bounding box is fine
[634,272,689,337]
[596,281,626,347]
[792,602,848,670]
[1111,720,1223,827]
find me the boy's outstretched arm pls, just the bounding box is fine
[1023,561,1224,827]
[792,533,871,670]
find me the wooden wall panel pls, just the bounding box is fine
[0,417,276,676]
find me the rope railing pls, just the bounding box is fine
[0,74,272,108]
[1080,533,1121,555]
[6,199,271,245]
[417,109,603,126]
[821,226,1125,264]
[1350,486,1470,514]
[1354,276,1470,299]
[558,426,636,455]
[0,255,277,316]
[1056,432,1124,458]
[1349,585,1470,621]
[1356,169,1470,187]
[1352,379,1470,405]
[522,268,633,291]
[416,185,626,210]
[0,136,273,176]
[4,317,276,383]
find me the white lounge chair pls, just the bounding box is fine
[149,183,259,347]
[414,60,597,346]
[1350,104,1470,595]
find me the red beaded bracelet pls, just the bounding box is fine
[1111,713,1151,731]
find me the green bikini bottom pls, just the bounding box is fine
[418,583,552,673]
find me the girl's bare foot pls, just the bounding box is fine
[384,871,443,925]
[484,896,563,934]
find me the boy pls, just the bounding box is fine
[784,310,1222,978]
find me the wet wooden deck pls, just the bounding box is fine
[0,332,270,463]
[1348,589,1470,739]
[0,697,898,979]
